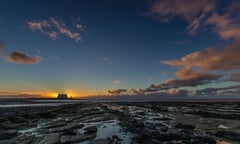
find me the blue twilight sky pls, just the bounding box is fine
[0,0,240,98]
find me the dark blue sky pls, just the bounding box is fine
[0,0,239,98]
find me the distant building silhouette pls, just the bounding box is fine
[57,93,68,99]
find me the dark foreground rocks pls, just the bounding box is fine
[1,101,240,144]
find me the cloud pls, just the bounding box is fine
[27,17,84,42]
[108,89,127,95]
[149,0,214,22]
[76,23,84,31]
[168,89,189,97]
[196,85,240,96]
[130,87,189,97]
[48,31,59,40]
[157,39,240,91]
[27,20,50,31]
[49,17,81,42]
[206,13,240,39]
[162,39,240,71]
[148,0,240,38]
[102,57,110,61]
[227,73,240,81]
[49,55,59,61]
[148,0,214,34]
[113,80,121,84]
[5,51,42,64]
[130,89,144,95]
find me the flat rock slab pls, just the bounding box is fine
[60,134,96,143]
[0,129,18,140]
[39,133,60,144]
[88,138,111,144]
[49,123,84,133]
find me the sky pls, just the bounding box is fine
[0,0,240,98]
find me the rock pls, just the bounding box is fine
[14,135,42,144]
[175,123,195,130]
[60,134,96,143]
[40,120,66,130]
[84,126,97,135]
[49,123,84,133]
[39,133,60,144]
[2,121,20,129]
[0,129,18,140]
[88,138,111,144]
[112,135,122,141]
[8,116,28,124]
[216,131,240,141]
[0,117,8,123]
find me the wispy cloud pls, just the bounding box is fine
[49,55,59,61]
[5,51,42,64]
[101,57,110,61]
[148,0,240,39]
[76,23,84,31]
[113,80,121,84]
[48,31,59,40]
[27,17,84,42]
[27,20,50,31]
[49,17,81,42]
[148,0,214,22]
[108,89,127,95]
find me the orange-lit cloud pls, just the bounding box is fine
[148,0,240,38]
[148,0,214,35]
[108,89,127,95]
[162,39,240,71]
[206,13,240,39]
[5,51,42,64]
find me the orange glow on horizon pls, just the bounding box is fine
[0,88,108,99]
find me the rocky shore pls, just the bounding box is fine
[0,101,239,144]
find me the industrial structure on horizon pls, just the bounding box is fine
[57,93,70,99]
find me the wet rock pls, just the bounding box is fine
[39,133,60,144]
[111,135,122,143]
[60,134,96,143]
[175,123,195,130]
[87,138,111,144]
[0,117,8,123]
[41,120,66,130]
[215,131,240,141]
[84,126,98,135]
[37,111,58,119]
[49,123,84,133]
[15,135,42,144]
[8,116,28,124]
[0,129,18,140]
[2,121,21,129]
[182,136,216,144]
